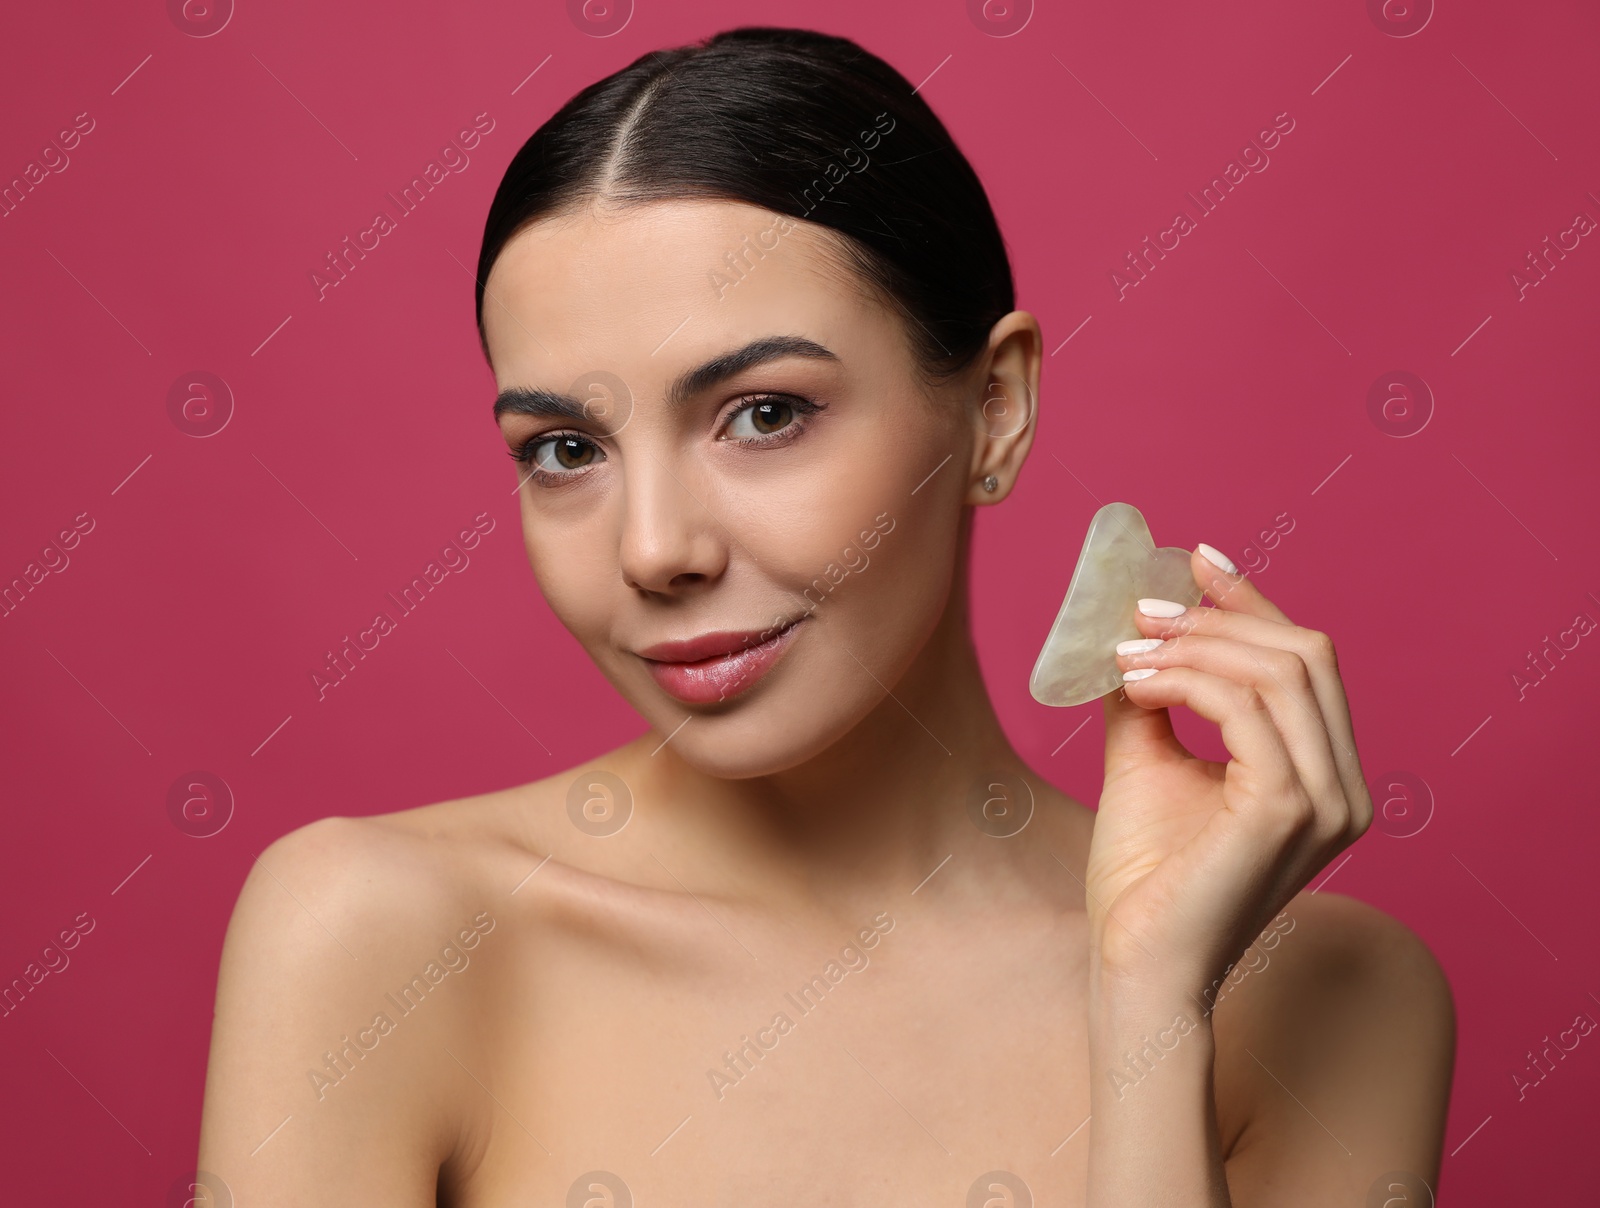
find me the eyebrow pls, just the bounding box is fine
[492,334,841,423]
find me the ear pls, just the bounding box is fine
[964,310,1042,504]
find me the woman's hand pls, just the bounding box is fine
[1082,544,1374,995]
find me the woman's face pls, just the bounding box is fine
[483,198,988,780]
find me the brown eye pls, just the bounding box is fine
[513,433,602,476]
[727,397,796,439]
[550,436,594,469]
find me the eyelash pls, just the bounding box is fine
[508,393,824,487]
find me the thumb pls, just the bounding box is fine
[1102,683,1185,777]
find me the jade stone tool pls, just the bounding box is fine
[1029,501,1204,708]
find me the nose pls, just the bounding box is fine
[617,450,729,596]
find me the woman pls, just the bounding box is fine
[197,25,1454,1206]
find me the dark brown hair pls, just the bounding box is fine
[474,25,1015,384]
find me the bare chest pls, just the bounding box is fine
[453,910,1095,1208]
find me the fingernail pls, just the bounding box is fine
[1122,667,1159,681]
[1196,543,1238,575]
[1116,638,1163,655]
[1137,598,1187,618]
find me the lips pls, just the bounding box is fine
[638,617,806,704]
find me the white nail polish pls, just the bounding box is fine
[1137,598,1187,618]
[1116,638,1163,655]
[1196,543,1238,575]
[1122,667,1159,681]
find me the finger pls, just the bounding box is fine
[1134,604,1354,740]
[1117,634,1347,839]
[1101,678,1187,779]
[1130,601,1365,817]
[1118,665,1309,839]
[1188,545,1292,624]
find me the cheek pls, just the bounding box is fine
[846,497,959,644]
[753,437,948,607]
[521,508,614,637]
[772,432,963,647]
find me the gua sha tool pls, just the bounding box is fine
[1029,502,1204,707]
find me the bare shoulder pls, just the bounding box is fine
[195,767,599,1204]
[218,798,512,968]
[242,810,476,928]
[1211,892,1456,1201]
[214,755,615,981]
[1218,891,1455,1028]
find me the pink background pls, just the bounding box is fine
[2,0,1597,1201]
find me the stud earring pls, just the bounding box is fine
[982,474,999,493]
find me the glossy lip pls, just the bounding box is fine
[637,619,800,664]
[638,616,807,704]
